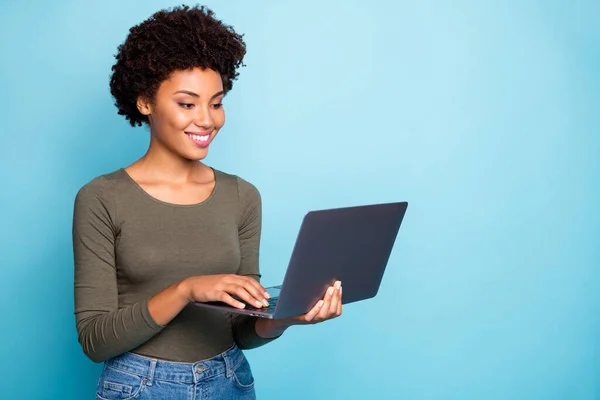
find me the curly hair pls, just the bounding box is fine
[109,5,246,127]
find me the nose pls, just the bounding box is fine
[193,105,214,130]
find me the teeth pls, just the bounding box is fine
[190,134,209,142]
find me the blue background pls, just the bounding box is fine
[1,0,599,398]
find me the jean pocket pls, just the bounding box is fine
[232,356,255,391]
[96,365,145,400]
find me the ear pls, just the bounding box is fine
[136,96,152,116]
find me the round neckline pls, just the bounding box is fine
[119,167,219,208]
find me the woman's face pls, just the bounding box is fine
[137,67,225,161]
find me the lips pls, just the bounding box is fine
[185,131,212,148]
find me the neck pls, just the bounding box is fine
[135,135,206,184]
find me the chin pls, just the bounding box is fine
[182,148,209,161]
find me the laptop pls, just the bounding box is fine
[194,201,408,319]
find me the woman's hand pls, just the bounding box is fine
[179,274,270,309]
[287,280,343,325]
[254,281,343,339]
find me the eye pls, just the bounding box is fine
[178,103,194,109]
[211,103,223,110]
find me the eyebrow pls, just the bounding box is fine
[173,90,224,99]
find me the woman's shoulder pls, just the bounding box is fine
[214,168,260,200]
[75,169,128,203]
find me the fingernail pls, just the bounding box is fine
[255,301,263,308]
[327,287,334,296]
[262,299,269,307]
[340,286,342,295]
[239,303,246,309]
[334,281,342,289]
[317,300,324,307]
[264,292,271,299]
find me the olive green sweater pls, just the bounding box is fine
[73,168,277,363]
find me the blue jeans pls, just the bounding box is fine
[96,344,256,399]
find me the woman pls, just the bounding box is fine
[73,5,342,399]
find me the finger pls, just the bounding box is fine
[240,276,270,299]
[337,285,343,316]
[328,281,342,316]
[230,285,266,308]
[219,292,246,309]
[317,286,335,319]
[230,277,269,307]
[303,300,324,323]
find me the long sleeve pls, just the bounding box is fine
[72,179,163,363]
[231,177,282,349]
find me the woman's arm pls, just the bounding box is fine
[73,180,164,363]
[231,177,294,348]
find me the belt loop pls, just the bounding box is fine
[223,348,233,378]
[146,359,157,386]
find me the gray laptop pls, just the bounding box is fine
[194,201,408,319]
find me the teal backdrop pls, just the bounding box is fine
[1,0,599,399]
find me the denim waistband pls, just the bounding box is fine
[104,344,244,384]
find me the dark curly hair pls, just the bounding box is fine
[109,5,246,127]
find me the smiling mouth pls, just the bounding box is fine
[185,131,212,147]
